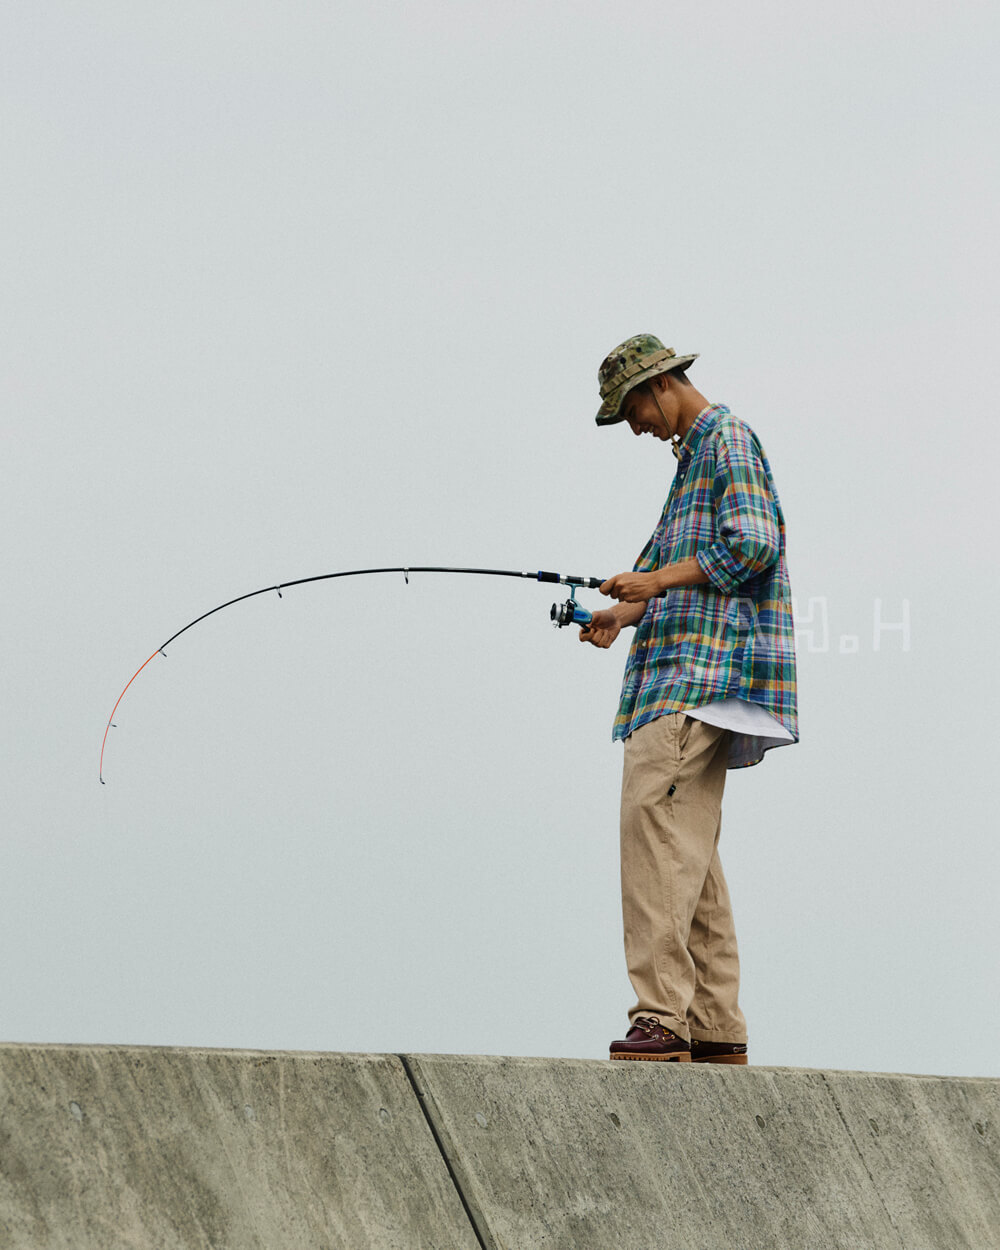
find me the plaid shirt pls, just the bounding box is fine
[613,404,798,767]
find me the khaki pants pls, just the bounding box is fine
[620,712,747,1044]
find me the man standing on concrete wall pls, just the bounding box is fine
[582,334,798,1064]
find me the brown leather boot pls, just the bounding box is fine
[609,1017,691,1062]
[690,1039,748,1065]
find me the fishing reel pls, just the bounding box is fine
[550,584,594,630]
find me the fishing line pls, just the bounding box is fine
[99,564,604,784]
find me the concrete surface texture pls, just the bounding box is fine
[0,1045,477,1250]
[0,1044,997,1249]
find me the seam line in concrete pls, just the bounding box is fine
[819,1071,906,1249]
[398,1055,494,1250]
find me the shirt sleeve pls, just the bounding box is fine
[632,530,659,573]
[696,425,781,594]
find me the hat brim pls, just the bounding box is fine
[595,354,699,426]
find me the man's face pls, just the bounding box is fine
[622,377,678,440]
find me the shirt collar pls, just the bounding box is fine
[674,404,727,463]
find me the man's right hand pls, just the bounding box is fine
[579,609,622,649]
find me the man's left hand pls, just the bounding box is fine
[600,570,665,602]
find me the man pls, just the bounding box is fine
[582,334,798,1064]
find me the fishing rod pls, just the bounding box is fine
[99,564,605,784]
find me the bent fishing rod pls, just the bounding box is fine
[99,563,605,784]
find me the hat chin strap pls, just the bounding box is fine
[651,385,683,460]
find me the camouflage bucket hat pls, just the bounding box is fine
[595,333,698,426]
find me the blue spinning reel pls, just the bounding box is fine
[550,584,594,630]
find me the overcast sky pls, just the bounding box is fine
[2,0,997,1078]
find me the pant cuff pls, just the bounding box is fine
[688,1026,748,1044]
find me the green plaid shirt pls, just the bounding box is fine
[613,404,798,767]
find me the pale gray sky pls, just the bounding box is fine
[2,0,997,1077]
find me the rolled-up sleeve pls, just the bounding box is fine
[696,427,781,594]
[632,531,659,573]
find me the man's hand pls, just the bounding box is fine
[600,570,665,602]
[601,559,710,602]
[579,609,622,648]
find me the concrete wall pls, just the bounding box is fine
[1,1044,997,1249]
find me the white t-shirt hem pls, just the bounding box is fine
[686,697,794,769]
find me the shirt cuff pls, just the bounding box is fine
[696,545,744,595]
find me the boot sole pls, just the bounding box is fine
[610,1052,691,1062]
[692,1054,748,1065]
